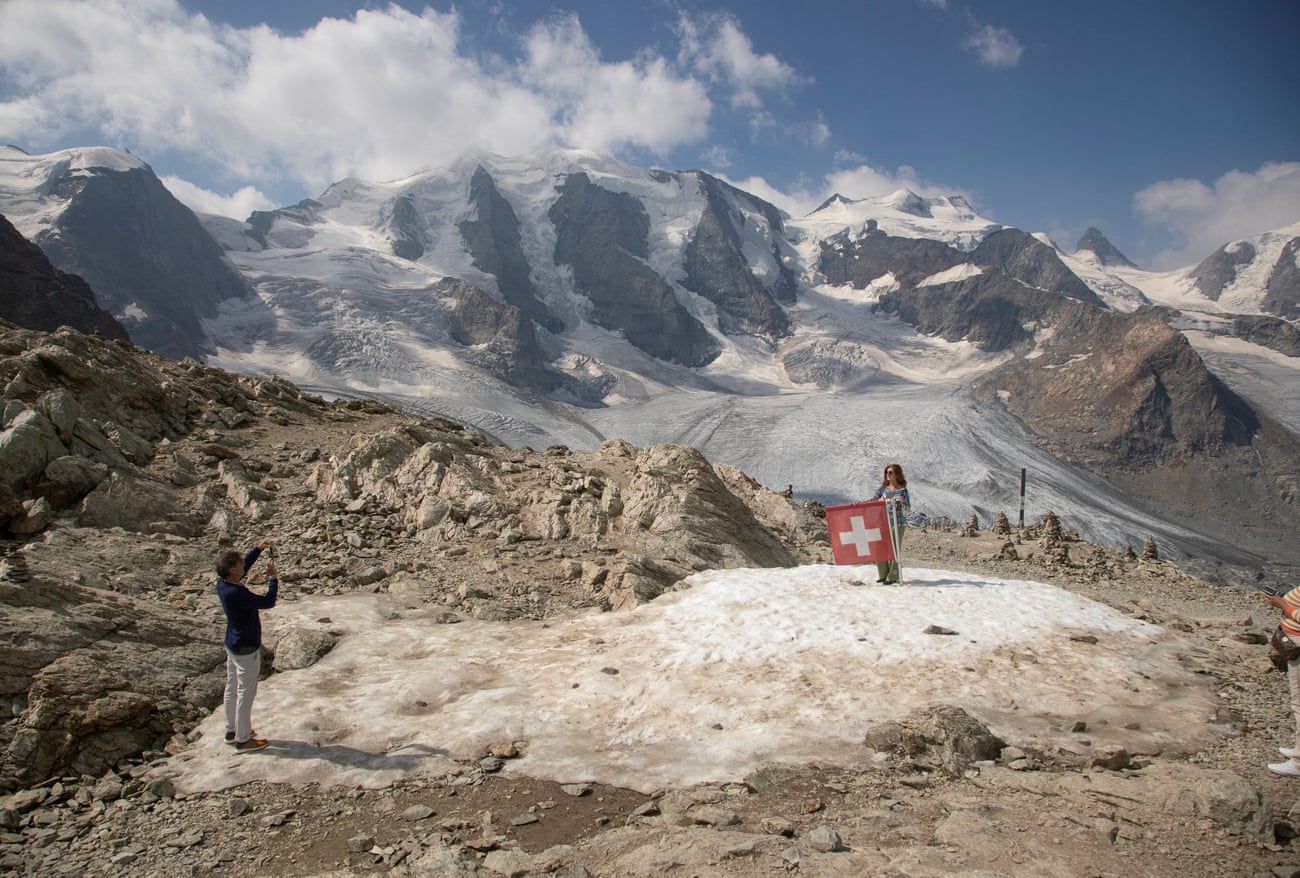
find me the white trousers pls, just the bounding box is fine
[1289,654,1300,765]
[224,647,261,742]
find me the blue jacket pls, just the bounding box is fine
[217,546,278,654]
[872,486,911,526]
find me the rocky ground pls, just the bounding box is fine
[2,324,1300,877]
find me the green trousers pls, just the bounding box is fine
[877,524,905,582]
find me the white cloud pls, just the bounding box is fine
[1133,162,1300,269]
[723,173,821,217]
[0,1,803,200]
[963,23,1023,68]
[161,175,275,220]
[676,12,807,109]
[700,145,733,169]
[522,15,711,155]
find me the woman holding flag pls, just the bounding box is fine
[872,464,911,583]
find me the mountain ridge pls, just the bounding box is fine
[1,145,1298,585]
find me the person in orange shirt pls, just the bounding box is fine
[1263,585,1300,777]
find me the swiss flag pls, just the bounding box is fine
[825,500,897,565]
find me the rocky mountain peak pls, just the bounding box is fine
[1075,226,1138,268]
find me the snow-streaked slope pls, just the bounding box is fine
[791,190,999,251]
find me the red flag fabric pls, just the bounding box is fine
[825,500,897,566]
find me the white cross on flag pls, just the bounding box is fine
[825,500,897,565]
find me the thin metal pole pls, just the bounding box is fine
[1018,468,1026,529]
[886,498,903,584]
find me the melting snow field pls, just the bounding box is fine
[164,566,1223,795]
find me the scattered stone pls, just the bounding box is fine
[347,834,376,853]
[924,624,958,636]
[1089,746,1131,771]
[761,817,794,836]
[805,825,845,852]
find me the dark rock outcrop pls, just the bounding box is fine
[549,173,719,367]
[878,267,1095,353]
[32,163,250,359]
[1262,236,1300,320]
[0,214,128,341]
[1190,241,1255,301]
[1231,314,1300,357]
[385,194,428,261]
[970,229,1104,307]
[438,277,560,393]
[818,223,964,289]
[681,174,792,341]
[974,306,1259,468]
[245,198,324,250]
[458,166,562,333]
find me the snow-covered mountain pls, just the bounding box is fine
[2,144,1298,584]
[0,146,249,358]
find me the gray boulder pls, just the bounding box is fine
[272,627,337,671]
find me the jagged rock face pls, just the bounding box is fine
[1076,226,1137,268]
[1263,236,1300,319]
[974,307,1260,468]
[970,229,1103,307]
[246,198,324,249]
[438,277,560,394]
[0,324,826,788]
[0,214,127,341]
[821,225,1105,355]
[1231,314,1300,356]
[0,324,323,534]
[879,269,1073,353]
[0,558,221,788]
[818,224,964,289]
[681,175,793,340]
[458,166,563,333]
[549,173,720,367]
[32,166,249,359]
[1190,241,1256,300]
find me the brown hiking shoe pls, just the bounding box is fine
[235,737,268,752]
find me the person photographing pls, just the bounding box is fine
[216,539,278,752]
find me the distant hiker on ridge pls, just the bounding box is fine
[216,540,278,753]
[872,464,911,584]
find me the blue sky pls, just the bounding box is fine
[1,0,1298,269]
